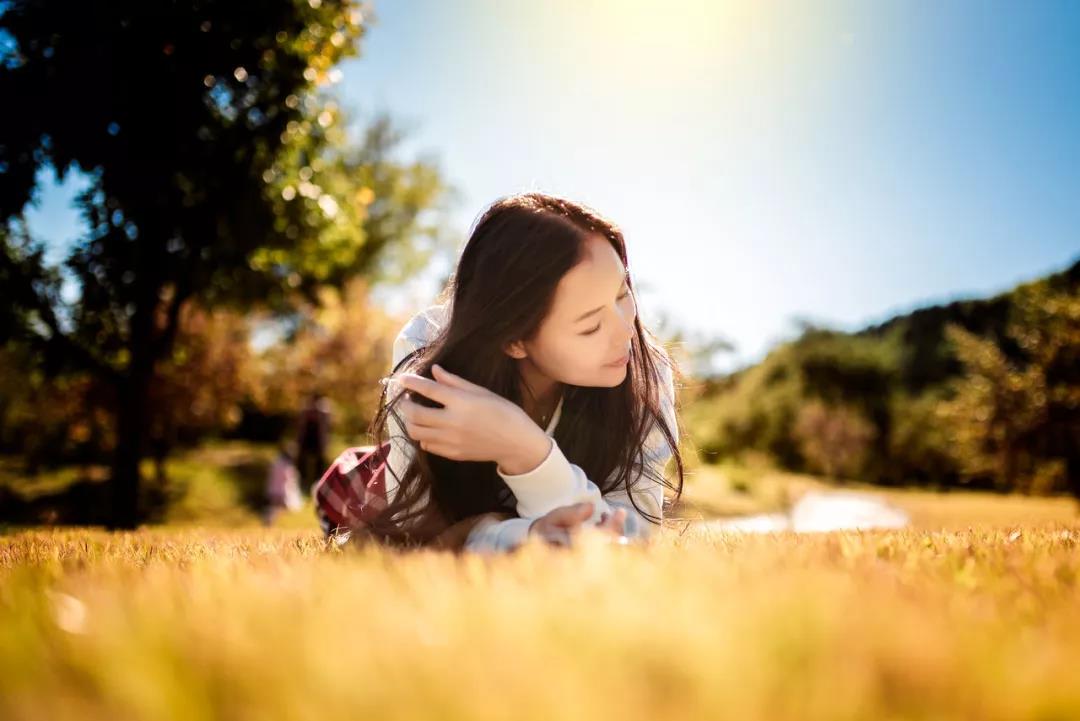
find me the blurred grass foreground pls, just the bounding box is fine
[2,512,1079,721]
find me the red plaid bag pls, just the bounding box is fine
[313,440,392,540]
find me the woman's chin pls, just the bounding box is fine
[563,363,628,388]
[596,363,629,385]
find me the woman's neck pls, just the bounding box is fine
[516,358,563,427]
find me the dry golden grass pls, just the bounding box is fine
[2,511,1079,721]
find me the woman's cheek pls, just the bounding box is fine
[563,340,603,381]
[621,295,638,327]
[540,340,586,382]
[587,339,614,373]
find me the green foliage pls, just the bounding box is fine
[686,259,1080,496]
[792,399,877,480]
[685,329,897,474]
[937,279,1079,494]
[886,386,956,487]
[938,323,1049,491]
[1,0,371,351]
[0,1,452,525]
[0,343,109,470]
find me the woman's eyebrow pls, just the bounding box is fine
[572,270,630,322]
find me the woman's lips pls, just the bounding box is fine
[604,352,630,367]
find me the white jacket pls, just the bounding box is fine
[384,302,678,553]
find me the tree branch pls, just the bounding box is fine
[36,294,118,382]
[0,251,119,382]
[152,278,192,360]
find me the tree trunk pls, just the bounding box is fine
[107,289,160,530]
[108,365,153,530]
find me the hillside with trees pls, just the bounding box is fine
[685,258,1080,498]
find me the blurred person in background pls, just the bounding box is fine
[295,392,333,495]
[264,442,303,526]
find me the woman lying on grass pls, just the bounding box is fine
[364,192,683,553]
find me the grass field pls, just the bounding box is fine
[3,444,1079,720]
[3,499,1079,720]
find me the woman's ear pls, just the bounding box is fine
[503,340,528,360]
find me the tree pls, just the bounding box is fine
[147,302,259,481]
[792,399,877,480]
[1008,283,1080,497]
[0,1,443,527]
[938,324,1049,492]
[252,277,402,441]
[0,338,110,474]
[938,283,1079,495]
[886,387,957,487]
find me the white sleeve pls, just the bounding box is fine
[461,516,535,554]
[464,358,678,552]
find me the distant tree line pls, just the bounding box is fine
[684,259,1080,498]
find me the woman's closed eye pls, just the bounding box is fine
[580,290,632,335]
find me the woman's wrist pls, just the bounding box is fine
[496,420,553,476]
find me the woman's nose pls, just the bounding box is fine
[615,307,635,342]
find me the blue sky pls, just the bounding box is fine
[25,0,1080,372]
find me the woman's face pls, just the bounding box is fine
[509,233,637,388]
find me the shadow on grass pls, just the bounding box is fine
[0,479,116,527]
[0,442,283,528]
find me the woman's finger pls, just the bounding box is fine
[610,508,627,535]
[409,425,460,449]
[404,421,435,442]
[399,397,445,427]
[431,363,484,392]
[545,528,571,547]
[398,373,457,407]
[595,507,627,535]
[402,416,453,442]
[533,526,570,547]
[421,442,461,460]
[547,502,594,529]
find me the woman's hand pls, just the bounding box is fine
[395,364,552,473]
[527,502,628,547]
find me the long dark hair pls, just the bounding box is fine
[364,192,683,548]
